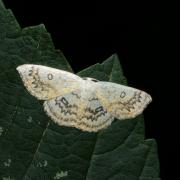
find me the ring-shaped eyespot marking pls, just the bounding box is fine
[47,73,53,80]
[120,91,126,98]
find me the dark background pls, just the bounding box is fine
[3,1,177,180]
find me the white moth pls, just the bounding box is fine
[16,64,152,132]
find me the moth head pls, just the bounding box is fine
[82,77,99,82]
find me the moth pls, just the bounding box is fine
[16,64,152,132]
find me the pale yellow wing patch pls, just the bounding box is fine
[17,64,82,100]
[95,82,152,120]
[43,91,114,132]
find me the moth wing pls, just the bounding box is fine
[16,64,82,100]
[95,82,152,120]
[43,90,114,132]
[79,94,114,132]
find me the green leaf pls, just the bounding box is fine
[0,1,160,180]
